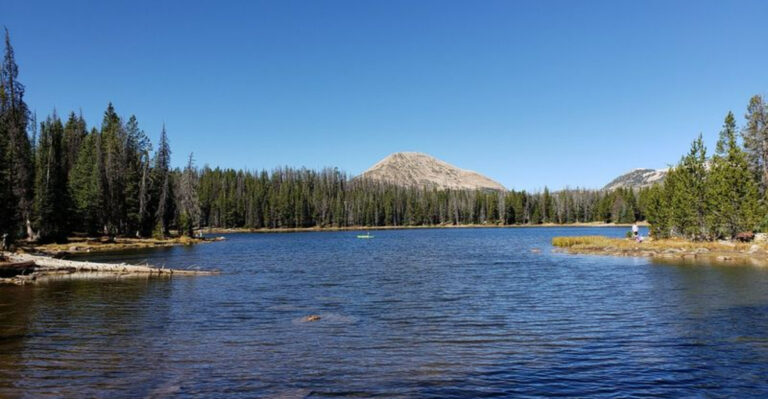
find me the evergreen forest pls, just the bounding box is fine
[1,29,765,245]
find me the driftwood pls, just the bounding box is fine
[0,252,218,285]
[0,261,36,277]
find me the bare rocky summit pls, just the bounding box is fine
[360,152,506,191]
[603,168,667,190]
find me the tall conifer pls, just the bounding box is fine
[1,28,34,241]
[35,113,69,242]
[707,112,760,238]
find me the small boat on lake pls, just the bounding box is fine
[356,233,374,239]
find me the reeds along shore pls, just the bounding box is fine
[552,235,768,265]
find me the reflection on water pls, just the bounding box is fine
[2,227,768,398]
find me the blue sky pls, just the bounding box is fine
[5,0,768,191]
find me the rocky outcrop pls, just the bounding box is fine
[603,168,667,190]
[360,152,505,191]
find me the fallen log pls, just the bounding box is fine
[0,260,37,277]
[0,252,218,285]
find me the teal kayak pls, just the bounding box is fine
[357,234,374,239]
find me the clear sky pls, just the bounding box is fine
[5,0,768,191]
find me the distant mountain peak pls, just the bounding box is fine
[360,152,506,191]
[603,168,668,190]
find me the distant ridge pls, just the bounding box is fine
[360,152,506,191]
[603,168,667,190]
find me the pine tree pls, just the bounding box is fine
[667,135,709,239]
[62,112,87,177]
[643,183,670,238]
[1,28,34,241]
[69,130,104,235]
[707,112,760,238]
[153,124,174,237]
[541,187,552,223]
[100,103,126,235]
[34,113,70,242]
[177,153,201,236]
[742,95,768,193]
[0,91,11,248]
[124,115,151,236]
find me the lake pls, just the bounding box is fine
[2,227,768,398]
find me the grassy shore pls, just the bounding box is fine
[552,235,768,266]
[203,221,648,234]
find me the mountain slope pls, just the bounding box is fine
[360,152,506,191]
[603,168,667,190]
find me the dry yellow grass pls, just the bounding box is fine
[552,235,756,251]
[551,236,610,247]
[551,235,768,266]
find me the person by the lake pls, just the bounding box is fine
[631,222,644,243]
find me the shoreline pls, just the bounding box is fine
[0,252,219,286]
[17,224,642,256]
[15,223,643,258]
[20,235,225,256]
[552,235,768,266]
[203,222,647,235]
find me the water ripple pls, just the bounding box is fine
[2,227,768,397]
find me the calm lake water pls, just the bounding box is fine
[2,227,768,398]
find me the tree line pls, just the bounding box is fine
[196,168,643,229]
[1,29,648,246]
[642,96,768,241]
[1,29,180,245]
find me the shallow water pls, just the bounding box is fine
[2,227,768,398]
